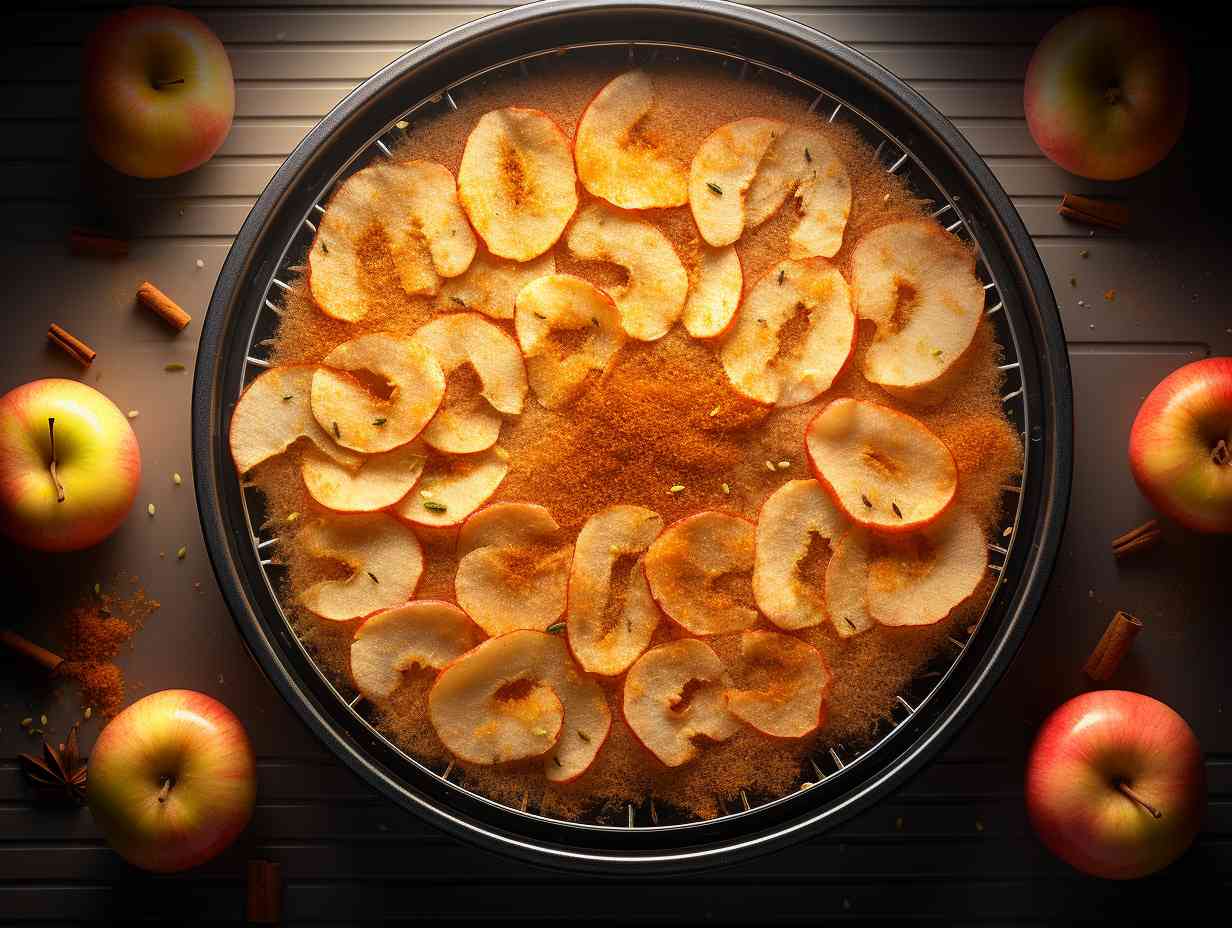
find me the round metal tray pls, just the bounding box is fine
[192,0,1072,873]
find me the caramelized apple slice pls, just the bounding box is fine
[301,444,425,513]
[725,631,831,738]
[514,274,626,408]
[299,513,424,621]
[454,503,573,636]
[719,257,855,407]
[393,447,509,528]
[428,630,611,781]
[229,365,362,474]
[439,251,556,321]
[805,398,958,532]
[744,127,851,258]
[851,220,984,392]
[868,507,986,627]
[823,528,874,638]
[623,639,740,767]
[566,505,664,676]
[311,333,445,454]
[574,70,688,210]
[457,107,578,261]
[411,313,528,454]
[644,511,757,636]
[753,479,848,631]
[350,600,483,700]
[682,245,743,339]
[308,160,476,321]
[689,117,786,247]
[565,203,688,341]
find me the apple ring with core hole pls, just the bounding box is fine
[301,443,425,513]
[393,447,509,529]
[299,513,424,622]
[350,600,483,701]
[725,630,832,738]
[689,117,786,247]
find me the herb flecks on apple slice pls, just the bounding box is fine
[439,250,556,321]
[823,528,875,638]
[301,443,424,513]
[689,117,786,247]
[299,513,424,622]
[393,447,509,529]
[350,600,483,700]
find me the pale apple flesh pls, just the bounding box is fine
[393,447,509,528]
[439,250,556,321]
[299,513,424,621]
[682,245,743,340]
[823,528,875,638]
[689,117,786,247]
[350,600,482,700]
[301,444,425,513]
[725,630,831,738]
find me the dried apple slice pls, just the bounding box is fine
[719,257,855,407]
[565,505,664,676]
[682,245,743,339]
[725,631,831,738]
[311,333,446,454]
[574,70,688,210]
[514,274,626,409]
[411,313,528,454]
[308,160,476,321]
[350,600,483,700]
[565,203,688,341]
[302,443,425,513]
[805,398,958,532]
[643,511,757,636]
[229,365,362,474]
[823,528,874,638]
[393,447,508,528]
[439,251,556,321]
[753,479,848,631]
[457,107,578,262]
[868,507,986,627]
[299,513,424,622]
[744,127,851,259]
[454,503,573,636]
[623,639,740,767]
[851,220,984,392]
[428,630,611,781]
[689,117,786,247]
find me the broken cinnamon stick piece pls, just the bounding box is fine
[47,323,97,366]
[1083,610,1143,681]
[137,281,191,331]
[1058,193,1129,230]
[68,227,129,258]
[0,630,65,674]
[1111,519,1161,559]
[246,859,282,924]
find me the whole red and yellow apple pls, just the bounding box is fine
[1024,7,1188,181]
[0,378,141,552]
[87,690,257,873]
[83,6,234,179]
[1129,357,1232,533]
[1026,690,1205,880]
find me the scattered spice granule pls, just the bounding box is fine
[195,259,205,269]
[147,503,156,517]
[127,410,139,419]
[1069,276,1077,287]
[1103,289,1116,302]
[1079,249,1089,258]
[173,473,182,485]
[176,546,188,560]
[164,363,185,372]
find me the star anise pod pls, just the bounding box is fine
[18,722,87,805]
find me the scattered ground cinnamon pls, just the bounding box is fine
[54,585,159,718]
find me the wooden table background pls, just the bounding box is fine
[2,1,1231,922]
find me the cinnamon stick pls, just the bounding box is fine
[246,859,282,924]
[68,227,129,258]
[1111,519,1161,559]
[0,630,65,674]
[1084,611,1143,681]
[47,323,97,366]
[1058,193,1129,230]
[137,281,191,331]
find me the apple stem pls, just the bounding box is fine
[47,418,65,503]
[157,778,173,804]
[1214,439,1230,467]
[153,78,185,89]
[1116,781,1163,820]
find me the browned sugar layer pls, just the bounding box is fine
[252,61,1024,821]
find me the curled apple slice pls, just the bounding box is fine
[439,251,556,321]
[311,333,445,454]
[454,503,573,636]
[851,220,984,392]
[308,160,476,321]
[350,600,483,700]
[643,511,757,636]
[682,245,743,339]
[753,479,848,631]
[805,398,957,532]
[823,528,874,638]
[299,513,424,622]
[229,365,362,474]
[393,447,509,529]
[514,274,626,409]
[719,258,855,407]
[725,631,831,738]
[301,444,425,513]
[689,117,786,247]
[565,203,688,341]
[428,630,611,781]
[457,107,578,262]
[574,70,688,210]
[623,639,740,767]
[566,505,664,676]
[410,313,528,454]
[744,127,851,259]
